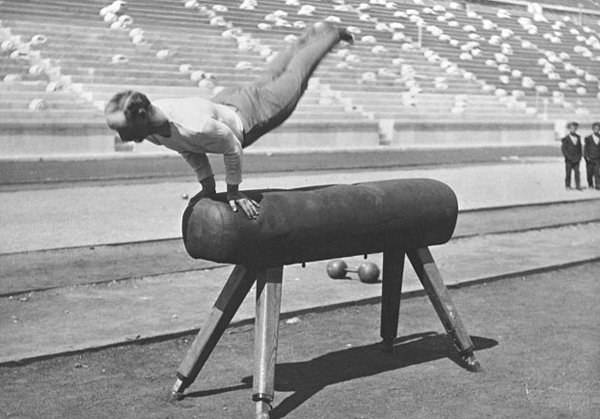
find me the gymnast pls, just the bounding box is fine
[105,21,353,219]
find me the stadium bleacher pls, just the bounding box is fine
[0,0,599,155]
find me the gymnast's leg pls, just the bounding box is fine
[254,23,326,83]
[243,22,350,145]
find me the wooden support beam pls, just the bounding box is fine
[407,247,481,372]
[172,264,257,398]
[380,247,405,352]
[253,266,284,418]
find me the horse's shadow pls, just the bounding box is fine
[186,332,497,418]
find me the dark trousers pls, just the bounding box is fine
[213,22,341,147]
[586,159,600,189]
[565,161,581,188]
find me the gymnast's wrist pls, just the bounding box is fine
[226,185,247,203]
[200,176,216,195]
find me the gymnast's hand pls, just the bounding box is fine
[227,186,260,219]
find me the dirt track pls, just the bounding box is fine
[1,263,599,419]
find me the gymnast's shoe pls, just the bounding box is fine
[339,27,355,44]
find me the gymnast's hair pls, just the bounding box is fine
[105,90,151,120]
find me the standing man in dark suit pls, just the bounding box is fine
[583,122,600,190]
[561,121,583,190]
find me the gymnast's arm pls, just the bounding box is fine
[179,151,217,202]
[196,118,260,219]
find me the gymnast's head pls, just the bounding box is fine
[105,90,159,143]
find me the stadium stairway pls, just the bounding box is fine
[1,0,598,161]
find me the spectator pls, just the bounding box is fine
[561,122,583,190]
[584,122,600,190]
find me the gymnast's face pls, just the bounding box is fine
[105,109,153,143]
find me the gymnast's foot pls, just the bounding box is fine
[339,27,355,44]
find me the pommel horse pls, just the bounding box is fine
[172,178,481,418]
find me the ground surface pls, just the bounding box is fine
[2,220,599,364]
[1,262,598,419]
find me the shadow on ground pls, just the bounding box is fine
[185,332,497,418]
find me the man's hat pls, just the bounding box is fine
[567,121,579,129]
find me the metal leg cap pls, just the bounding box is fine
[255,400,272,419]
[167,390,185,403]
[465,355,482,373]
[169,378,188,401]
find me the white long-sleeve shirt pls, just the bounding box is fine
[147,97,245,185]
